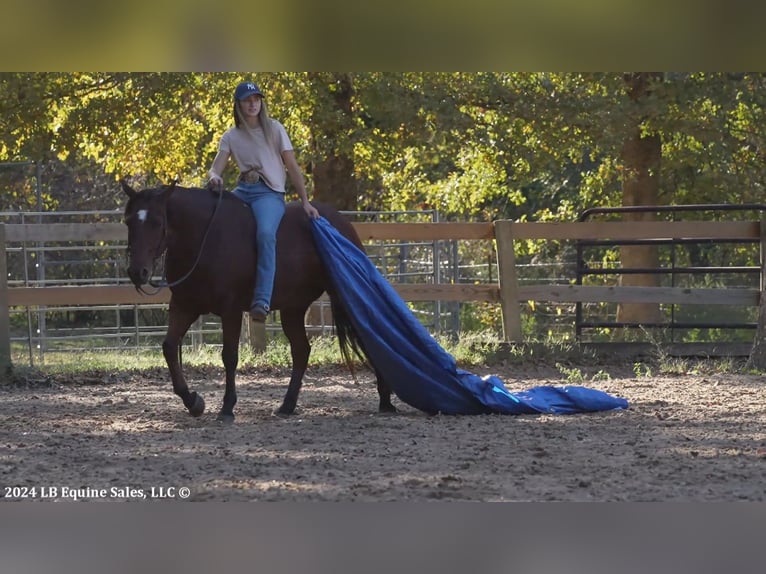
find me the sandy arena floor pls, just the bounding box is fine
[1,362,765,501]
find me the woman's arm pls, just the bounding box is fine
[282,150,319,219]
[207,149,229,192]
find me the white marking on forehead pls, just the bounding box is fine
[137,209,148,223]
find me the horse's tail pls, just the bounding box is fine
[314,203,375,375]
[314,204,376,376]
[326,286,372,378]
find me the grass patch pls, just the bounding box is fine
[1,333,753,385]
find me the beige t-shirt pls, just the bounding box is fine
[219,120,293,193]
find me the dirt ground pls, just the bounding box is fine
[1,361,765,502]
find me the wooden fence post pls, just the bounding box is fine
[0,224,11,372]
[244,315,267,354]
[747,213,766,368]
[493,220,523,342]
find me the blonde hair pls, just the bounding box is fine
[233,98,276,145]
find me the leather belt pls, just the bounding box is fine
[239,169,261,184]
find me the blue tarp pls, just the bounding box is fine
[311,217,629,416]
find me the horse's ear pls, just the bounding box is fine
[120,179,137,198]
[162,180,177,199]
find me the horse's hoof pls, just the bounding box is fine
[216,412,235,424]
[188,392,205,417]
[379,404,397,414]
[275,404,295,416]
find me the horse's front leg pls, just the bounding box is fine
[163,303,205,417]
[216,310,242,424]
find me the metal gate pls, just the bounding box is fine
[574,204,766,342]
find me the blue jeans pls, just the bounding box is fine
[232,181,286,310]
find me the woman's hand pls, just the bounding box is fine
[303,200,320,219]
[207,174,224,194]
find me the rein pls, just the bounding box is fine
[138,189,224,294]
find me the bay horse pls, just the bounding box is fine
[121,180,395,422]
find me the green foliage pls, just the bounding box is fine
[15,333,513,374]
[459,302,503,334]
[6,334,751,386]
[556,363,586,383]
[632,362,652,378]
[4,72,766,219]
[434,331,507,364]
[556,362,611,383]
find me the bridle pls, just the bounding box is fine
[129,188,223,295]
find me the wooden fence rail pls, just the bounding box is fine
[1,219,764,370]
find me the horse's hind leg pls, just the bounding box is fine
[276,307,311,415]
[216,310,242,424]
[374,367,397,413]
[352,337,396,413]
[164,304,205,417]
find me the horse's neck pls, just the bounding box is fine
[166,189,209,244]
[167,189,252,256]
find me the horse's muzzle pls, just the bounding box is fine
[128,266,151,287]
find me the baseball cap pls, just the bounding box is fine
[234,81,264,101]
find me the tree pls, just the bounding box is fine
[4,72,766,225]
[304,72,358,210]
[617,72,664,326]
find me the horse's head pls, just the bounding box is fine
[121,179,176,288]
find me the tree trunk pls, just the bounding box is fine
[312,154,357,211]
[308,73,359,211]
[617,73,663,328]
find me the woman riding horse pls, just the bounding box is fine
[207,80,320,323]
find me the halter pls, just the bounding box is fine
[131,188,223,295]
